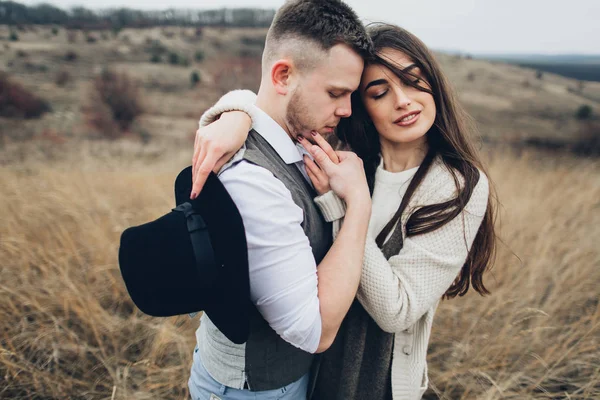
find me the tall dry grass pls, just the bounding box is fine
[0,144,598,399]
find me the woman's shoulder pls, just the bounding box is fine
[416,156,489,206]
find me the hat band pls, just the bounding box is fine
[173,203,218,288]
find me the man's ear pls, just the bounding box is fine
[270,59,295,95]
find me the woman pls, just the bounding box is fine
[193,24,496,400]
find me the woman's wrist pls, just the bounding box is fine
[345,194,371,216]
[219,111,252,130]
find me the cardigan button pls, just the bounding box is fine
[402,345,412,355]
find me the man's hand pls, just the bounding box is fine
[191,111,252,199]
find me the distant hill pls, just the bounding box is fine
[1,25,597,155]
[473,54,600,82]
[432,52,599,149]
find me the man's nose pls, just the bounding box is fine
[335,97,352,118]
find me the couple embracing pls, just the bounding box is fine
[186,1,496,399]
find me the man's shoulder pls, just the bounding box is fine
[218,158,297,206]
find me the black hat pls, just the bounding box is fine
[118,166,250,344]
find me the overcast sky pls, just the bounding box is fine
[19,0,600,55]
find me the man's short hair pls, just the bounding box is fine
[263,0,372,73]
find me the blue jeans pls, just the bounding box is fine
[188,346,309,400]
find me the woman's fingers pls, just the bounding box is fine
[191,150,221,199]
[192,141,207,183]
[297,133,339,165]
[304,154,330,195]
[304,155,323,179]
[310,131,339,164]
[305,165,318,186]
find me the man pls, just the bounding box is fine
[187,1,372,399]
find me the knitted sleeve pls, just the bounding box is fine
[356,170,490,333]
[198,89,258,127]
[314,191,346,222]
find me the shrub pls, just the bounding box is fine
[145,39,167,56]
[24,62,48,73]
[64,51,78,62]
[572,122,600,156]
[86,34,98,44]
[0,72,51,119]
[9,32,19,41]
[194,50,205,62]
[240,35,266,47]
[536,70,543,80]
[55,70,70,87]
[52,27,59,35]
[576,105,592,120]
[190,71,201,86]
[162,30,175,39]
[88,69,143,137]
[111,25,123,38]
[168,52,180,65]
[150,54,161,63]
[16,50,28,58]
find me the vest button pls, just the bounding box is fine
[403,345,412,355]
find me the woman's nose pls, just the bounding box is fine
[394,87,412,109]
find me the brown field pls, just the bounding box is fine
[1,24,599,400]
[1,143,598,399]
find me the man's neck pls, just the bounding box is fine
[255,91,295,142]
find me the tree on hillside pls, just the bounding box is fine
[0,1,275,28]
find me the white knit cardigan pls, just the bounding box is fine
[198,90,490,399]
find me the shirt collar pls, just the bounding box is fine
[250,104,304,165]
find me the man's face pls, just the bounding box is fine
[285,43,364,139]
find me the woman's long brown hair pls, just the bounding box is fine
[337,23,497,299]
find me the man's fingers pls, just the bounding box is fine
[310,131,339,164]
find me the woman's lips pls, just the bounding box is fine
[394,111,421,127]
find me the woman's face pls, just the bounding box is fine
[359,48,436,148]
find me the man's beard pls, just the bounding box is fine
[285,88,316,138]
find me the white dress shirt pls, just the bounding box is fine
[214,105,322,354]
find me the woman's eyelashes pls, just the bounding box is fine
[368,76,424,100]
[372,90,388,100]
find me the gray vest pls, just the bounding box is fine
[198,129,332,391]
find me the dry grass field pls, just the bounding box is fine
[1,142,598,399]
[1,23,599,400]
